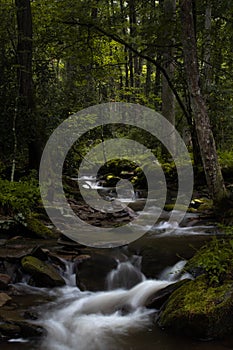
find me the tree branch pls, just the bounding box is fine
[63,18,189,119]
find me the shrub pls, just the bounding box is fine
[0,178,41,216]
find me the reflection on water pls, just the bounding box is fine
[2,329,233,350]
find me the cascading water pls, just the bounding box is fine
[28,258,188,350]
[106,255,146,290]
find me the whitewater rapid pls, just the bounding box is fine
[30,258,188,350]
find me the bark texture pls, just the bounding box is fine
[180,0,226,204]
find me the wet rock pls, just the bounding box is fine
[0,320,43,340]
[128,199,146,212]
[21,256,65,287]
[145,279,190,310]
[0,274,11,290]
[1,261,22,284]
[0,322,21,338]
[128,235,213,279]
[0,244,32,260]
[0,293,12,307]
[158,276,233,339]
[47,252,67,269]
[58,234,85,248]
[76,252,117,291]
[15,321,44,338]
[30,246,48,261]
[24,216,58,239]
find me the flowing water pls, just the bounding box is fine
[3,257,233,350]
[2,249,233,350]
[1,178,229,349]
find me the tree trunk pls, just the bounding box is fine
[180,0,227,204]
[145,61,152,98]
[128,0,137,92]
[161,0,176,155]
[15,0,40,170]
[202,0,212,96]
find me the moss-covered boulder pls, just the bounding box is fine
[158,276,233,339]
[21,256,65,287]
[25,216,58,239]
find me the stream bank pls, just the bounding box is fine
[0,208,230,349]
[0,173,233,348]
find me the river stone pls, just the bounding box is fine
[158,276,233,339]
[0,322,21,338]
[30,246,48,261]
[0,293,12,307]
[24,216,58,239]
[0,274,11,290]
[76,252,117,291]
[21,256,65,287]
[0,320,43,340]
[15,321,44,338]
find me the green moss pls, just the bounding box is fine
[21,256,65,287]
[25,216,57,239]
[159,275,233,338]
[185,238,233,285]
[164,203,192,212]
[161,276,232,316]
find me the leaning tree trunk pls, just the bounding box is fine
[180,0,227,205]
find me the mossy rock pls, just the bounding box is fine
[164,203,191,212]
[158,275,233,339]
[131,173,147,189]
[98,159,136,178]
[25,216,58,239]
[104,174,120,187]
[21,256,65,287]
[185,239,233,282]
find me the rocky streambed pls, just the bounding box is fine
[1,200,233,349]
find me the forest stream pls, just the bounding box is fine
[2,235,233,350]
[1,0,232,347]
[1,177,233,350]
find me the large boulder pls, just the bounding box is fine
[76,252,117,291]
[158,275,233,339]
[21,256,65,287]
[128,235,213,279]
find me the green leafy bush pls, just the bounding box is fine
[187,237,233,286]
[0,178,41,215]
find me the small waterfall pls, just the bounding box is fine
[61,260,76,287]
[33,258,188,350]
[106,255,145,290]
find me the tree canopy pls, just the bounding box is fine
[0,0,232,204]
